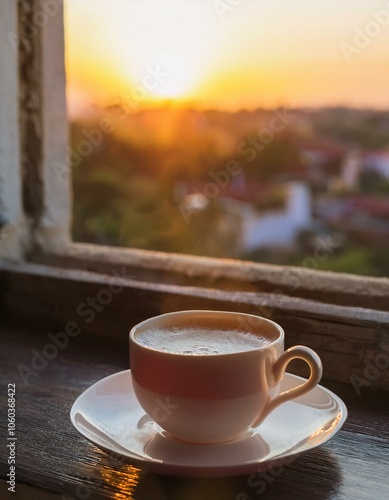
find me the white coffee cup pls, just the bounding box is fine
[129,310,322,444]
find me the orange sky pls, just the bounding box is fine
[65,0,389,112]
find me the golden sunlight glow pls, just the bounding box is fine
[139,52,196,99]
[65,0,218,108]
[65,0,389,112]
[116,4,215,100]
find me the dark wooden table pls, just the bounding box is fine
[0,323,388,500]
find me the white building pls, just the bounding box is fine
[364,151,389,179]
[341,149,363,190]
[238,182,311,251]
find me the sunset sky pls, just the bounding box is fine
[65,0,389,112]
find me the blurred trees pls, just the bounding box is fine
[311,108,389,149]
[71,119,241,256]
[240,131,302,181]
[70,107,389,276]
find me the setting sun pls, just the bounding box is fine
[65,0,218,108]
[65,0,389,112]
[116,3,214,100]
[139,53,197,99]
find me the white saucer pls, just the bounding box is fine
[70,370,347,477]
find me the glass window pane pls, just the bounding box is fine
[64,0,389,276]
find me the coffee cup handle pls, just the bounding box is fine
[252,346,323,426]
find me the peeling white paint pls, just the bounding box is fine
[0,0,71,260]
[37,0,71,252]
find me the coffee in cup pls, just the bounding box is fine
[129,310,322,444]
[135,326,272,355]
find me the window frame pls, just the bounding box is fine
[0,0,388,391]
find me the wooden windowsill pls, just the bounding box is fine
[0,323,388,500]
[30,242,389,310]
[1,260,388,391]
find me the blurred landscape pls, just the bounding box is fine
[70,105,389,276]
[65,0,389,277]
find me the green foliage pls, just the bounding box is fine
[71,121,241,256]
[360,171,389,194]
[315,247,376,275]
[243,132,301,181]
[312,109,389,149]
[314,245,389,277]
[70,108,389,276]
[247,244,389,277]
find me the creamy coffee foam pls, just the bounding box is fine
[136,327,272,355]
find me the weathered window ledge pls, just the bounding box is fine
[1,260,388,391]
[31,242,389,310]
